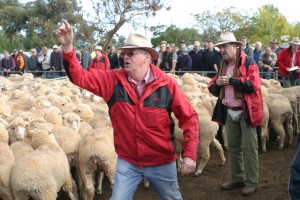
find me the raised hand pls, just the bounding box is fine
[56,19,74,53]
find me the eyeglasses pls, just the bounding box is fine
[120,51,148,57]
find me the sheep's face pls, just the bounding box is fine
[63,114,80,132]
[13,125,26,141]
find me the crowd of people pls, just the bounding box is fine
[1,35,300,86]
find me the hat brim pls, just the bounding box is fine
[118,46,159,60]
[289,42,300,45]
[214,41,242,47]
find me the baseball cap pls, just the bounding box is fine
[53,45,59,49]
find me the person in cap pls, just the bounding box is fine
[202,40,222,77]
[208,32,264,196]
[79,42,92,69]
[38,47,52,78]
[0,51,16,77]
[156,42,167,68]
[277,37,300,88]
[177,40,187,57]
[177,47,192,73]
[107,45,120,69]
[157,43,177,73]
[189,41,204,71]
[88,45,110,71]
[270,38,280,56]
[50,44,65,78]
[27,48,43,77]
[56,19,199,199]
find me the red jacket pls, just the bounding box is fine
[63,49,199,166]
[89,55,110,71]
[208,51,264,127]
[277,46,300,78]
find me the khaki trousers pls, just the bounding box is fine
[225,112,259,185]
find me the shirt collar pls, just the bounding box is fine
[128,67,153,85]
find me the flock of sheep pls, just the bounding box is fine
[0,72,299,200]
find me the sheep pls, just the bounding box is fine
[78,126,117,199]
[63,113,81,133]
[173,99,226,176]
[78,122,93,138]
[260,101,270,153]
[43,106,63,125]
[8,117,27,144]
[270,88,299,135]
[10,124,77,200]
[264,93,293,150]
[181,73,202,94]
[0,124,15,200]
[10,141,34,161]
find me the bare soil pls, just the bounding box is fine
[58,134,297,200]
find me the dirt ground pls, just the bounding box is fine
[57,134,297,200]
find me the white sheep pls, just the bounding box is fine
[264,93,293,150]
[0,124,15,200]
[10,124,77,200]
[78,126,117,199]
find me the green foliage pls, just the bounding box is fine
[250,4,290,47]
[151,25,202,47]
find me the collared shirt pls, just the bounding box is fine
[222,62,243,107]
[128,67,153,98]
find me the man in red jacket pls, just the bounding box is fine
[57,19,199,199]
[277,37,300,88]
[208,32,264,196]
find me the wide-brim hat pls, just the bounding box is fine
[214,32,242,47]
[95,46,103,51]
[289,37,300,45]
[270,38,279,44]
[118,33,159,60]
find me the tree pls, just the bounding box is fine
[90,0,171,51]
[151,25,202,47]
[192,7,249,42]
[250,4,290,47]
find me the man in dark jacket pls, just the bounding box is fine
[0,51,15,76]
[289,136,300,200]
[208,32,264,196]
[57,19,199,200]
[50,45,65,78]
[27,48,43,77]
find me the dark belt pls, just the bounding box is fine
[227,106,243,111]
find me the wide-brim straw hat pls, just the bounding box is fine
[95,46,103,51]
[288,37,300,45]
[118,33,159,60]
[214,32,242,47]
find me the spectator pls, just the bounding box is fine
[57,19,199,200]
[240,36,253,58]
[88,46,110,71]
[11,49,18,65]
[277,37,300,88]
[159,44,177,73]
[253,41,263,65]
[177,40,187,57]
[88,44,96,59]
[108,45,120,69]
[0,51,15,76]
[189,41,204,71]
[258,46,277,80]
[50,45,65,78]
[27,48,43,77]
[176,47,192,73]
[208,32,263,196]
[202,41,221,77]
[79,43,92,69]
[270,38,281,56]
[156,43,167,68]
[16,50,25,74]
[38,47,51,79]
